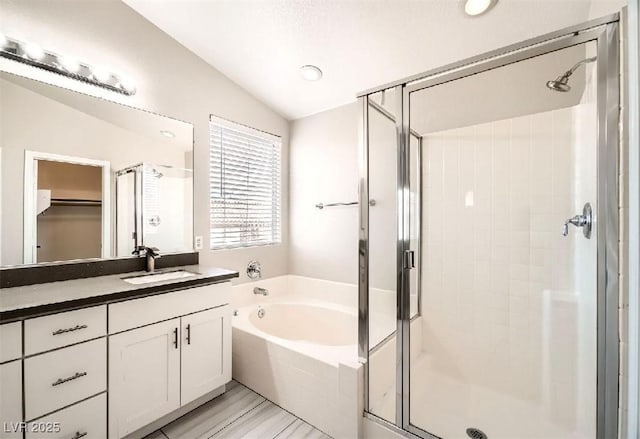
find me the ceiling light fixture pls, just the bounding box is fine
[0,35,136,95]
[160,130,176,139]
[464,0,496,16]
[300,65,323,81]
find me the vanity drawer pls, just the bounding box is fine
[109,282,232,333]
[25,305,106,356]
[24,338,106,421]
[0,322,22,363]
[26,393,106,439]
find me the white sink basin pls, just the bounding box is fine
[122,270,198,285]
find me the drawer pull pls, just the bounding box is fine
[51,371,87,387]
[52,324,88,336]
[71,432,88,439]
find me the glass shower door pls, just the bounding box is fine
[406,41,601,439]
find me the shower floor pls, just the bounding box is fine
[372,354,591,439]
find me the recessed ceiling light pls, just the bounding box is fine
[464,0,496,16]
[160,130,175,139]
[300,65,323,81]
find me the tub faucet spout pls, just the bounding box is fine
[253,287,269,296]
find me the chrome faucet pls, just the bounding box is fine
[253,287,269,296]
[133,246,161,272]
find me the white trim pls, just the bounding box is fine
[23,151,111,263]
[627,2,640,438]
[0,147,2,266]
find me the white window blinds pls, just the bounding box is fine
[209,116,282,249]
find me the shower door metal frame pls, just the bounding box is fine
[358,13,621,439]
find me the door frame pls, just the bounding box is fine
[358,13,621,439]
[23,150,111,263]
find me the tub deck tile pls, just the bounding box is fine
[150,381,331,439]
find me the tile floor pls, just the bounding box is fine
[145,381,331,439]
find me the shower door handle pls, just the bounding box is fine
[562,202,592,239]
[404,250,415,269]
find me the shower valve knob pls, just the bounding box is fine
[562,203,592,239]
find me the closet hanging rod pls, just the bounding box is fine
[315,199,376,210]
[50,198,102,207]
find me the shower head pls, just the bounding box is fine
[151,168,164,178]
[546,56,597,92]
[546,75,571,92]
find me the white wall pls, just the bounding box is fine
[288,103,359,284]
[0,0,289,280]
[588,0,628,19]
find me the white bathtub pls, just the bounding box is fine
[231,275,364,439]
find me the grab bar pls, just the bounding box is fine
[315,199,376,210]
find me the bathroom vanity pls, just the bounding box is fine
[0,265,238,439]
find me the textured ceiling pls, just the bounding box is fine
[123,0,609,120]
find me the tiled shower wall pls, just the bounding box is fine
[421,104,599,436]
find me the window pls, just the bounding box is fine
[209,116,282,249]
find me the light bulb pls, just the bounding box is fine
[24,42,45,61]
[91,65,111,82]
[464,0,493,16]
[118,75,136,94]
[299,65,323,81]
[58,55,80,73]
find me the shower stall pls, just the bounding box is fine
[115,162,193,256]
[358,14,621,439]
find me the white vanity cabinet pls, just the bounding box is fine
[0,360,22,439]
[2,279,233,439]
[0,322,22,439]
[181,306,231,405]
[108,283,232,439]
[108,319,182,438]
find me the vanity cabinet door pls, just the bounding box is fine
[108,319,180,439]
[180,305,231,405]
[0,360,22,439]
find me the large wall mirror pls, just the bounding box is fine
[0,72,194,267]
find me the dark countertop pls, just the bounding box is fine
[0,265,238,323]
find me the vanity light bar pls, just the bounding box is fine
[0,35,136,96]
